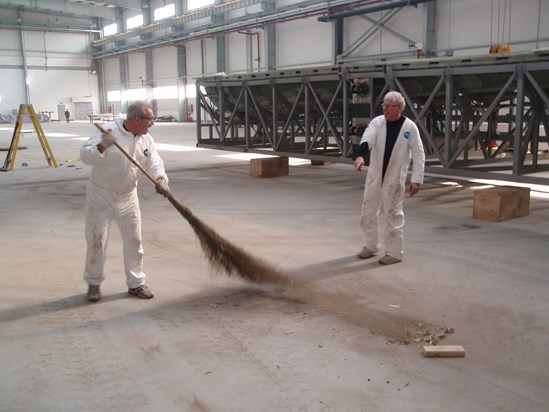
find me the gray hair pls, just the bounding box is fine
[384,91,406,110]
[127,101,153,120]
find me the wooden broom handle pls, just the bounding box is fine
[93,122,157,186]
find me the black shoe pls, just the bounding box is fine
[128,285,154,299]
[87,285,101,302]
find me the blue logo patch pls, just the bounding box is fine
[144,148,149,157]
[403,131,410,139]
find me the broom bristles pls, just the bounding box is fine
[167,194,294,285]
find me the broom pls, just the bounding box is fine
[93,123,294,285]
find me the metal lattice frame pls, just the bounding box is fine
[196,50,549,184]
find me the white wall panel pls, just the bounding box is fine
[277,19,332,68]
[0,70,26,115]
[28,69,98,120]
[0,29,23,52]
[0,29,97,117]
[203,38,218,75]
[153,47,178,81]
[436,0,548,55]
[185,41,204,77]
[227,31,255,73]
[127,53,147,88]
[102,59,121,86]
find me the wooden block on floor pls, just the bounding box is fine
[250,156,289,178]
[310,160,334,166]
[423,345,466,358]
[473,186,530,222]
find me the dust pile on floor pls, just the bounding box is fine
[274,284,452,345]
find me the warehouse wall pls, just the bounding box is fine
[436,0,548,56]
[0,0,548,121]
[0,10,98,121]
[92,0,549,121]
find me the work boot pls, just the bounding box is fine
[378,255,401,265]
[87,285,101,302]
[128,285,154,299]
[358,247,375,259]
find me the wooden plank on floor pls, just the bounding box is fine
[423,345,466,358]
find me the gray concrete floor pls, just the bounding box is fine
[1,121,548,412]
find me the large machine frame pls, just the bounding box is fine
[196,50,549,185]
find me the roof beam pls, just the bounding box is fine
[318,0,435,22]
[0,0,118,20]
[69,0,141,11]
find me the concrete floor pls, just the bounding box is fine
[1,121,548,412]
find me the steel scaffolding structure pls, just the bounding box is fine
[196,50,549,184]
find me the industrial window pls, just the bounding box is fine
[127,15,143,29]
[103,23,117,36]
[153,86,178,99]
[188,0,214,11]
[127,88,147,101]
[154,4,175,20]
[186,84,197,98]
[107,90,121,102]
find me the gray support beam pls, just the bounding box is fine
[177,0,185,15]
[304,79,310,153]
[513,66,525,175]
[141,0,152,41]
[272,81,278,147]
[145,50,154,103]
[114,8,125,49]
[213,0,226,74]
[262,0,276,71]
[217,36,226,74]
[143,0,151,24]
[333,18,344,65]
[244,83,249,147]
[200,40,206,74]
[119,55,129,112]
[423,0,437,57]
[265,24,276,71]
[97,59,106,113]
[219,81,226,142]
[177,45,189,122]
[172,0,185,32]
[342,69,349,158]
[18,16,30,105]
[444,69,453,166]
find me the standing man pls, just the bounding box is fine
[65,108,70,123]
[354,91,425,265]
[80,101,171,302]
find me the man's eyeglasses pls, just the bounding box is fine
[137,115,154,121]
[381,104,400,109]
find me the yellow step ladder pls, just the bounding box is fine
[1,104,58,171]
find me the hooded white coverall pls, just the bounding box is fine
[80,118,168,288]
[359,115,425,259]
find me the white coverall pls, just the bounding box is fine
[80,118,168,288]
[359,115,425,259]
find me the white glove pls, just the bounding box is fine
[155,177,170,197]
[99,132,116,150]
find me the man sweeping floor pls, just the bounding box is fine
[80,101,170,302]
